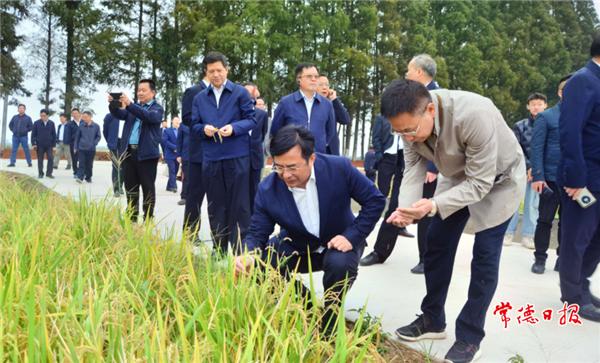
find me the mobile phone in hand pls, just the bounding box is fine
[576,187,597,208]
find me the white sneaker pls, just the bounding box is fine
[503,234,514,246]
[521,236,535,249]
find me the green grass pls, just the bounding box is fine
[0,173,388,362]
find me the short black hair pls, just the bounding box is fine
[140,78,156,92]
[591,32,600,57]
[82,111,93,116]
[243,82,257,88]
[527,92,547,104]
[71,107,80,112]
[295,63,318,78]
[40,109,49,115]
[59,113,67,118]
[269,125,315,161]
[558,74,573,89]
[381,79,432,118]
[204,51,229,68]
[18,103,25,108]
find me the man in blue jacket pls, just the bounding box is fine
[109,79,164,222]
[74,111,101,183]
[316,75,351,156]
[67,108,82,178]
[53,113,73,170]
[557,34,600,322]
[191,52,256,253]
[162,117,180,193]
[31,109,56,179]
[8,103,33,167]
[529,74,572,274]
[270,63,336,154]
[176,122,191,206]
[103,112,124,196]
[244,82,269,211]
[182,59,209,236]
[235,125,386,334]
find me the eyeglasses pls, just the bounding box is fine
[390,107,428,137]
[272,163,305,174]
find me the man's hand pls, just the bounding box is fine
[398,198,434,221]
[327,235,353,252]
[328,89,337,101]
[234,255,255,277]
[204,125,218,137]
[219,124,233,137]
[532,181,547,194]
[425,172,438,183]
[32,145,37,150]
[386,210,413,227]
[564,187,582,200]
[527,168,532,182]
[120,93,132,107]
[176,156,182,163]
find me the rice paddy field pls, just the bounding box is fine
[0,172,423,362]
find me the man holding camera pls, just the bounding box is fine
[557,34,600,322]
[109,79,164,222]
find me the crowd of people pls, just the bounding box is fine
[5,33,600,363]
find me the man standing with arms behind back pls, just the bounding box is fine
[384,80,525,363]
[7,104,33,167]
[557,33,600,322]
[31,109,57,179]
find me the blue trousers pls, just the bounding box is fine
[559,189,600,305]
[422,207,510,346]
[165,158,179,191]
[76,150,95,181]
[183,161,206,236]
[506,181,539,237]
[202,157,251,253]
[10,135,32,165]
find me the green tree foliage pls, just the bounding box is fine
[0,0,30,97]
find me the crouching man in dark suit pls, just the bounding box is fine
[234,125,386,334]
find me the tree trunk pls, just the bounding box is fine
[1,94,8,151]
[151,0,158,81]
[64,1,78,114]
[44,10,52,110]
[134,0,143,103]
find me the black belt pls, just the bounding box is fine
[128,144,139,150]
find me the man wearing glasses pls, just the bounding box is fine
[269,63,336,154]
[234,125,386,335]
[384,80,525,363]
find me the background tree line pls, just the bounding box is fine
[2,0,598,159]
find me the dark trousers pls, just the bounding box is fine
[559,189,600,305]
[76,149,95,181]
[203,157,251,253]
[122,147,159,222]
[260,236,364,330]
[366,170,377,183]
[183,161,205,236]
[373,151,404,261]
[109,148,124,193]
[36,145,53,176]
[421,207,510,346]
[533,181,562,263]
[69,144,78,175]
[180,160,190,199]
[249,167,262,212]
[417,179,437,263]
[166,158,179,191]
[10,135,32,165]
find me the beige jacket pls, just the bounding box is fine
[398,89,526,233]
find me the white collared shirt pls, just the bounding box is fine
[384,134,403,155]
[58,123,65,141]
[202,79,210,88]
[288,166,320,238]
[300,90,316,125]
[212,80,227,107]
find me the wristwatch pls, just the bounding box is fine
[427,199,437,217]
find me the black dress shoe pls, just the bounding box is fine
[590,293,600,309]
[410,262,425,274]
[579,303,600,322]
[7,164,15,167]
[177,199,186,206]
[359,251,382,266]
[38,174,44,179]
[398,228,414,238]
[46,175,54,179]
[531,261,545,274]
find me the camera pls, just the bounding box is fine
[109,92,122,108]
[576,187,597,208]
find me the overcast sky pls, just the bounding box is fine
[2,0,600,148]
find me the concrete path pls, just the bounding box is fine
[3,159,599,363]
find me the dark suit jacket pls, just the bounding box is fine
[177,124,190,161]
[102,113,120,150]
[162,127,178,160]
[250,108,269,170]
[243,154,386,253]
[32,120,57,148]
[56,122,73,145]
[559,60,600,191]
[371,115,394,164]
[182,82,207,162]
[110,100,164,161]
[326,98,351,155]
